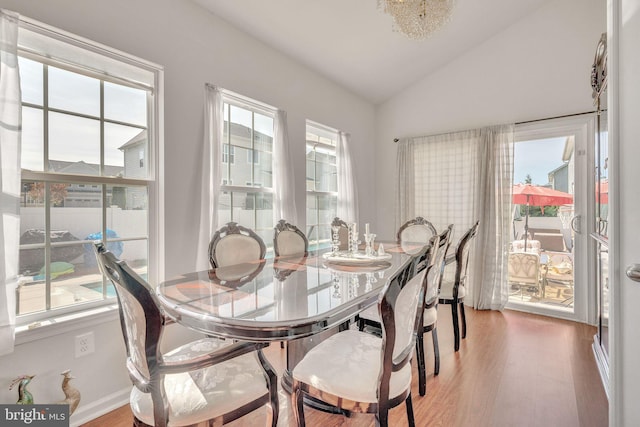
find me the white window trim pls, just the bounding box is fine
[219,91,276,233]
[14,16,165,333]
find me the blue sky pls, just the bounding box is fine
[513,137,567,185]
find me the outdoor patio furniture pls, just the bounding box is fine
[508,252,542,298]
[531,230,567,253]
[511,239,541,255]
[541,252,574,303]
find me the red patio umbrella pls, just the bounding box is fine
[512,184,574,248]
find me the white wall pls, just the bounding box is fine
[374,0,606,240]
[0,0,375,423]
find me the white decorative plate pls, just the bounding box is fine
[322,251,392,265]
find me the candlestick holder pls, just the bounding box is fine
[364,233,376,256]
[348,223,359,254]
[331,224,341,254]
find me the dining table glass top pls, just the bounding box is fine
[156,242,426,341]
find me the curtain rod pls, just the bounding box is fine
[393,110,598,142]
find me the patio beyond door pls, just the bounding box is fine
[507,116,593,323]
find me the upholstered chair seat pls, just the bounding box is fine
[291,242,433,426]
[131,339,270,426]
[439,221,480,352]
[358,226,452,397]
[422,306,437,327]
[359,302,437,329]
[292,330,412,403]
[94,243,278,427]
[439,280,466,300]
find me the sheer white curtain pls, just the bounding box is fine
[0,9,21,356]
[195,84,223,270]
[336,131,358,223]
[396,125,513,309]
[273,109,296,224]
[395,138,415,232]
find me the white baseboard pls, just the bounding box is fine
[69,387,130,427]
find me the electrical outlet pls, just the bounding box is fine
[75,332,95,358]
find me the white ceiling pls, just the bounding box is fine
[192,0,549,104]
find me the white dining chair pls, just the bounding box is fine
[94,243,279,427]
[358,225,452,396]
[209,222,266,268]
[273,219,308,257]
[396,216,437,244]
[291,244,432,426]
[439,220,479,352]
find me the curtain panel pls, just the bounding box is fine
[273,109,297,224]
[0,9,21,355]
[336,131,359,223]
[196,84,223,270]
[396,125,513,309]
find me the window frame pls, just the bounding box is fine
[15,17,164,328]
[218,91,276,242]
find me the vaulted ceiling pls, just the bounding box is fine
[192,0,549,104]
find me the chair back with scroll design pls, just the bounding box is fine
[94,243,278,427]
[331,217,349,250]
[291,244,432,426]
[439,220,479,352]
[273,219,308,257]
[397,216,437,244]
[209,222,267,268]
[413,224,452,396]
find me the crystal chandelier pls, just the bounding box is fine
[378,0,455,40]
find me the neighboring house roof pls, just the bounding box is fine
[225,122,273,150]
[48,160,124,177]
[548,162,569,176]
[118,129,147,151]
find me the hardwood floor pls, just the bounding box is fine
[81,308,608,427]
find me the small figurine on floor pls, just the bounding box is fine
[56,369,81,415]
[9,374,35,404]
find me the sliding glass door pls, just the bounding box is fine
[506,115,595,324]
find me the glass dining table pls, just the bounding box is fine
[156,242,426,402]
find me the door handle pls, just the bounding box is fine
[626,264,640,282]
[571,215,581,233]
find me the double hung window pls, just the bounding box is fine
[16,20,161,324]
[219,93,275,246]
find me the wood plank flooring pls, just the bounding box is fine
[81,307,608,427]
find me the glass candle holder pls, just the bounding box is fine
[348,223,359,254]
[331,225,341,254]
[364,233,376,256]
